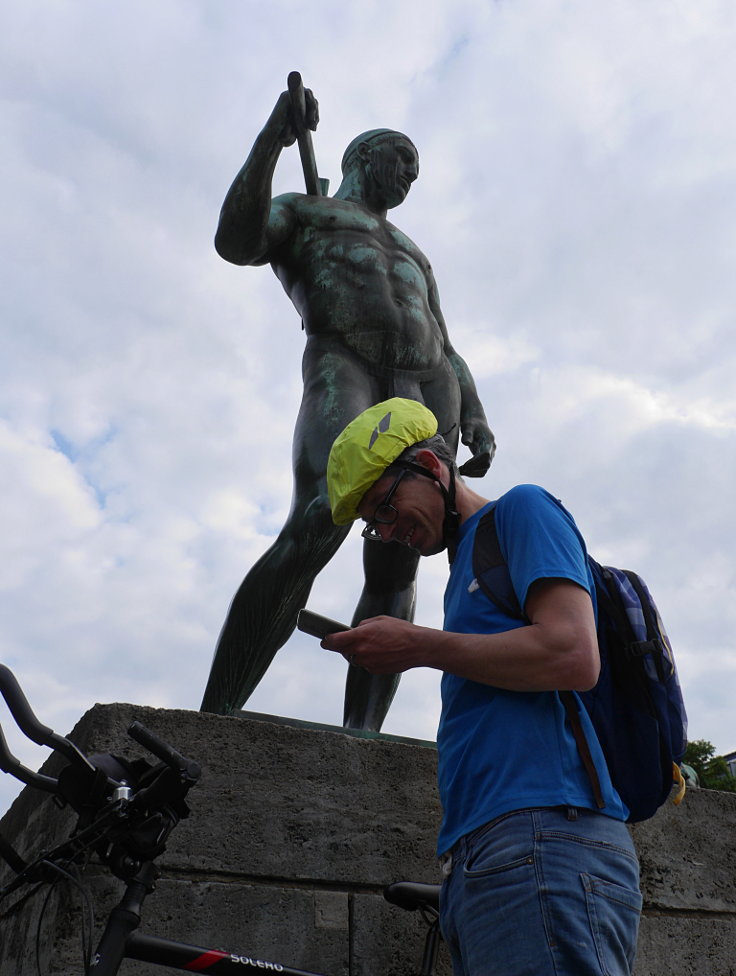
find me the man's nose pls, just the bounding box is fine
[378,522,397,543]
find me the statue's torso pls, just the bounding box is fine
[270,194,446,371]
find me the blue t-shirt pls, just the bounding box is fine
[436,484,627,855]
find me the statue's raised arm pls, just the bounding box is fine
[214,86,319,267]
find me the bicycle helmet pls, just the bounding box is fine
[327,398,438,526]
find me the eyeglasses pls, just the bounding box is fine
[360,468,409,541]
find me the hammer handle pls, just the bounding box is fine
[287,71,321,196]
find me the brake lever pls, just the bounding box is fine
[0,724,59,794]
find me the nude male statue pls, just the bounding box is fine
[200,84,495,729]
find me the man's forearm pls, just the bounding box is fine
[417,622,598,691]
[333,619,597,691]
[322,584,600,692]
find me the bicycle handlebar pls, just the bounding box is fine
[1,664,200,822]
[1,663,202,893]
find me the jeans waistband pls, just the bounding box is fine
[439,806,582,876]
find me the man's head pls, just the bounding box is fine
[341,130,419,210]
[327,398,459,556]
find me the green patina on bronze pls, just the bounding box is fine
[201,76,495,729]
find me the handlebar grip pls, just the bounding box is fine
[0,664,95,776]
[127,722,201,782]
[0,664,57,745]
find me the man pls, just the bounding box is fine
[201,85,494,729]
[323,398,641,976]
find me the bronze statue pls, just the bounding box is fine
[200,76,494,729]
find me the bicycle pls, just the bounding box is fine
[0,664,443,975]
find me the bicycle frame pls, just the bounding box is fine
[89,860,325,975]
[92,867,442,975]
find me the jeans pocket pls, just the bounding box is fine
[463,819,535,878]
[581,872,642,976]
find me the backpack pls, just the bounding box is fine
[471,505,688,823]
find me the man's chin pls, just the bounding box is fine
[420,539,446,558]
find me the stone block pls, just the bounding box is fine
[635,914,736,976]
[351,891,451,976]
[631,788,736,912]
[47,704,442,886]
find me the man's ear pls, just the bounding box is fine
[413,449,443,477]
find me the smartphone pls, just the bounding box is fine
[296,609,350,639]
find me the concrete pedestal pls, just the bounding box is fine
[0,704,734,975]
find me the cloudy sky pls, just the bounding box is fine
[1,0,734,814]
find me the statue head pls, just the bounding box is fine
[340,129,419,210]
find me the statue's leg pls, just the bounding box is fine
[343,540,420,731]
[201,337,378,716]
[200,499,349,714]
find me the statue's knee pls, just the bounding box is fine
[290,493,348,554]
[302,491,336,530]
[279,489,344,544]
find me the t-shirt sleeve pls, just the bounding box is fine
[495,484,592,612]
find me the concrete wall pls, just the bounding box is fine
[0,704,734,975]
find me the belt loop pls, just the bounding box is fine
[566,806,579,821]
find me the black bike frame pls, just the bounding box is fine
[91,863,325,976]
[106,932,323,975]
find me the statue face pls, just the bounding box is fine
[363,137,419,209]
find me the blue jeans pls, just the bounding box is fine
[439,807,641,976]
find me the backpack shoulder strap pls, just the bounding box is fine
[560,691,605,809]
[471,506,524,620]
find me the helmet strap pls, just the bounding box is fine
[442,465,461,563]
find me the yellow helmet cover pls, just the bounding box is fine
[327,398,438,525]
